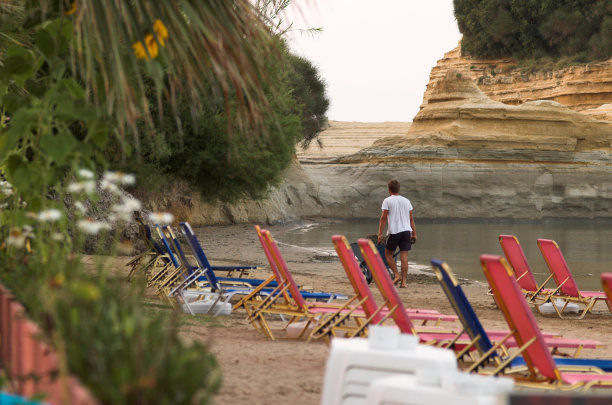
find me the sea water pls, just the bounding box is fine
[275,218,612,291]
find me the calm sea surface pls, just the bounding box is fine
[276,218,612,291]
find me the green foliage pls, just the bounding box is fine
[454,0,612,62]
[0,7,233,404]
[52,274,220,405]
[118,40,329,203]
[287,53,330,148]
[0,2,323,401]
[159,88,301,202]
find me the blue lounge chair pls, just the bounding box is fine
[158,224,277,289]
[126,214,172,281]
[431,259,612,373]
[181,222,347,302]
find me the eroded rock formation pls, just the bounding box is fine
[309,70,612,220]
[423,45,612,116]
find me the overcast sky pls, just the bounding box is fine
[284,1,462,122]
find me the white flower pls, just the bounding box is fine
[102,171,119,183]
[77,219,111,235]
[148,212,174,225]
[112,197,141,213]
[38,208,63,222]
[77,169,95,179]
[0,180,13,196]
[68,181,96,194]
[118,173,136,185]
[111,197,141,222]
[103,171,135,186]
[83,181,96,194]
[74,201,87,215]
[122,197,141,211]
[100,179,120,194]
[7,227,28,248]
[51,232,64,241]
[68,182,83,193]
[23,225,33,235]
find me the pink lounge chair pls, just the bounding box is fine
[499,235,555,304]
[244,227,366,342]
[537,239,612,319]
[481,254,612,390]
[357,238,456,344]
[357,239,602,357]
[602,273,612,303]
[330,235,457,338]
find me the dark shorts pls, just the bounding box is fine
[386,231,412,252]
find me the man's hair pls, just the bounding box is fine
[388,179,400,193]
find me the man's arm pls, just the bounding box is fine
[410,211,417,242]
[378,210,389,243]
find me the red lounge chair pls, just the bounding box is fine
[499,235,555,304]
[243,227,363,342]
[358,239,603,356]
[329,235,456,339]
[537,239,612,319]
[481,254,612,390]
[602,273,612,303]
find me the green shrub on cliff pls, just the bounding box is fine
[454,0,612,62]
[287,53,330,149]
[113,41,329,203]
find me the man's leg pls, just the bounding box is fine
[385,249,400,283]
[399,251,409,287]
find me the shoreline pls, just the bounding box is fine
[252,217,611,291]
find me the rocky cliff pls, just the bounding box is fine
[423,45,612,118]
[321,70,612,219]
[137,52,612,225]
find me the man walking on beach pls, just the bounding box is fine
[377,179,417,288]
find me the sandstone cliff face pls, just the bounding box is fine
[323,70,612,219]
[423,45,612,117]
[137,54,612,225]
[134,157,325,226]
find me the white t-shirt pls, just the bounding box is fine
[381,195,413,235]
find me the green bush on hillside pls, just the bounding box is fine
[454,0,612,62]
[118,40,329,203]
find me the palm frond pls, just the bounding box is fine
[29,0,279,150]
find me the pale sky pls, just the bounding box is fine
[284,1,461,122]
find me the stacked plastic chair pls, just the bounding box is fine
[320,325,514,405]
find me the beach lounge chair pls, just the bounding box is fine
[176,222,271,316]
[537,239,612,319]
[432,259,610,373]
[174,223,257,277]
[330,235,458,338]
[146,225,191,296]
[602,273,612,302]
[146,224,231,315]
[126,214,172,281]
[313,235,456,337]
[244,228,362,342]
[356,238,480,350]
[158,224,276,290]
[480,254,612,390]
[498,235,555,304]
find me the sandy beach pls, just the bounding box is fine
[123,222,612,405]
